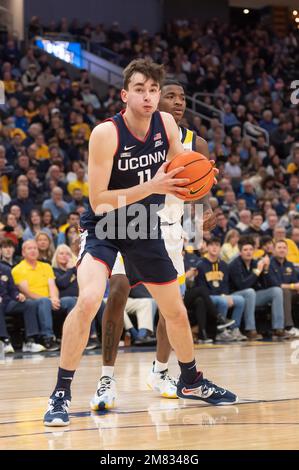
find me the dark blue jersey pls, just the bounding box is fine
[80,109,169,234]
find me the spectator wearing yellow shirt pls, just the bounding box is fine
[24,99,39,123]
[12,240,76,350]
[291,228,299,251]
[286,238,299,266]
[0,149,11,195]
[67,164,89,197]
[10,127,26,144]
[71,112,91,140]
[287,144,299,174]
[220,229,240,263]
[0,175,9,195]
[259,235,274,257]
[251,233,265,259]
[3,70,17,95]
[12,240,58,350]
[273,226,299,267]
[35,134,49,159]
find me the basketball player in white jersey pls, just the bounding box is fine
[95,81,225,409]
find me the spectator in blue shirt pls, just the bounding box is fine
[197,237,246,341]
[208,126,229,157]
[268,240,299,337]
[229,236,290,340]
[223,103,240,129]
[0,261,45,354]
[68,188,89,212]
[14,106,29,132]
[8,184,35,219]
[42,187,70,222]
[211,212,230,244]
[238,180,258,211]
[259,110,278,134]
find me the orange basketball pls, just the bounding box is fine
[167,151,215,200]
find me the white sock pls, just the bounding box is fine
[102,366,114,378]
[154,359,168,373]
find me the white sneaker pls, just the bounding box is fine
[90,376,117,411]
[215,329,236,342]
[287,327,299,338]
[230,328,247,341]
[147,369,178,398]
[2,340,15,354]
[22,340,46,353]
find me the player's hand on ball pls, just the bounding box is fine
[210,160,219,185]
[149,162,190,196]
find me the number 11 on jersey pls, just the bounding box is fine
[138,169,151,184]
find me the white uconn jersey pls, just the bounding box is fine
[158,126,197,281]
[158,126,196,224]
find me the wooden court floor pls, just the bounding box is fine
[0,340,299,450]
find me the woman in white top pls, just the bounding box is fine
[220,229,240,263]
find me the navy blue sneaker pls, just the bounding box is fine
[177,373,238,405]
[43,390,71,426]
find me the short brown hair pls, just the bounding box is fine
[0,238,16,248]
[274,239,288,247]
[123,59,165,90]
[238,235,255,250]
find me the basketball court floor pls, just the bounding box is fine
[0,340,299,450]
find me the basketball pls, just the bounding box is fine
[167,151,215,200]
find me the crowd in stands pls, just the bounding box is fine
[0,16,299,352]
